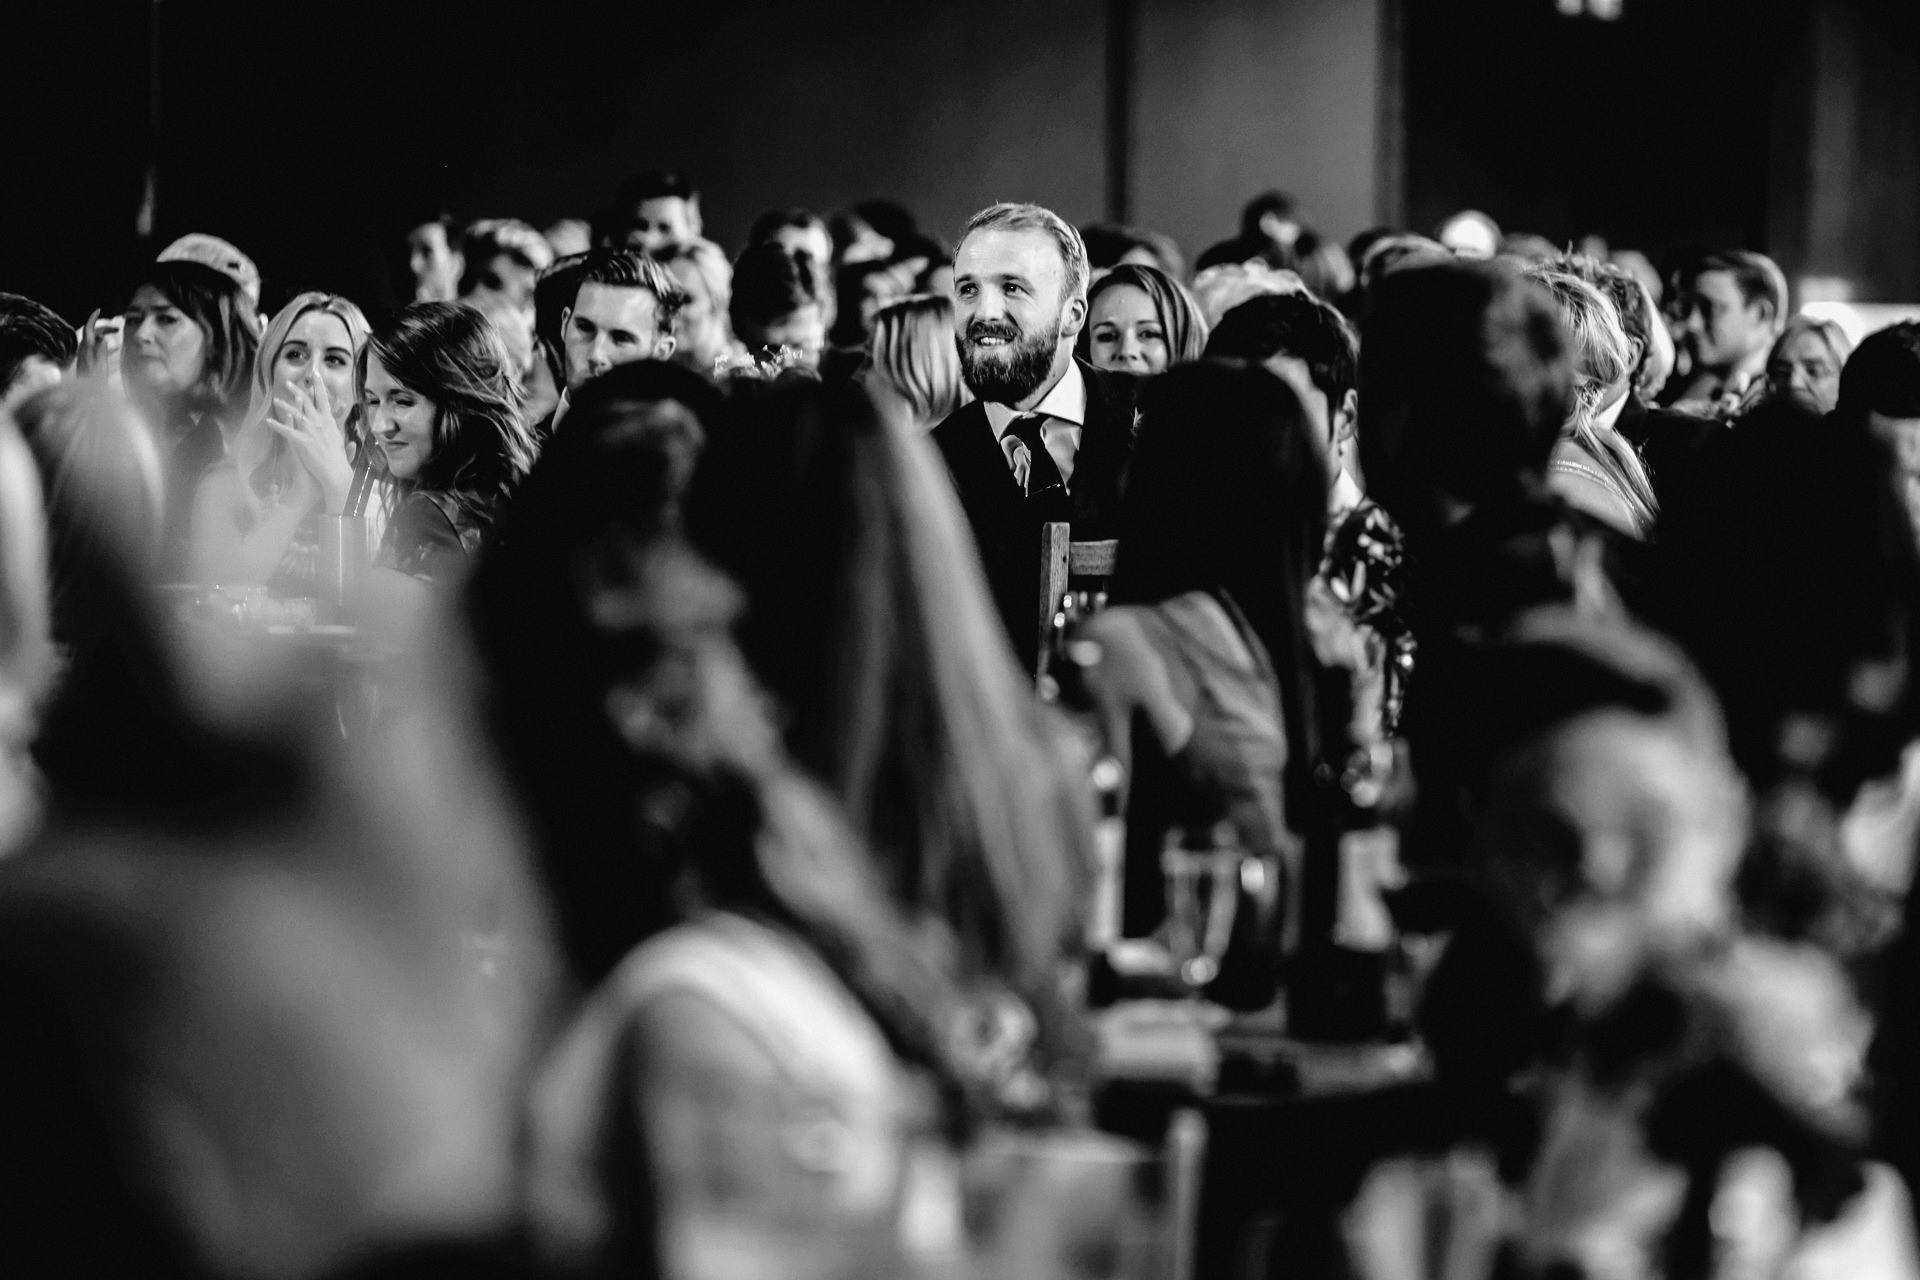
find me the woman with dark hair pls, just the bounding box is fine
[1072,361,1327,1001]
[1077,263,1208,377]
[682,377,1094,1115]
[356,303,535,629]
[119,259,260,578]
[467,382,960,1272]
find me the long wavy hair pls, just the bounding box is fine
[683,378,1093,1014]
[1077,262,1210,368]
[356,302,535,518]
[1112,360,1329,781]
[230,294,370,520]
[123,259,260,432]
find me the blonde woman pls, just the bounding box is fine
[864,294,971,431]
[187,293,385,593]
[1526,267,1659,539]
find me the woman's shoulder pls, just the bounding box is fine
[1548,444,1641,536]
[377,488,485,581]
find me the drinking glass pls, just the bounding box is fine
[1160,824,1243,994]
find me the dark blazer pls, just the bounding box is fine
[1616,395,1724,517]
[931,358,1140,670]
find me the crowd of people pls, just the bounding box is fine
[2,162,1920,1280]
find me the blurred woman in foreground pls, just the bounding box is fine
[863,294,970,431]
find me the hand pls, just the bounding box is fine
[266,374,353,515]
[76,310,123,380]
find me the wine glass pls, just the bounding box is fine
[1160,822,1243,995]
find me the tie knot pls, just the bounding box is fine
[1006,413,1047,448]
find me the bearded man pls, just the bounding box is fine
[931,202,1140,671]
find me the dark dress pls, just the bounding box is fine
[374,490,489,584]
[158,411,228,582]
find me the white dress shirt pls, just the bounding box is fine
[984,361,1087,489]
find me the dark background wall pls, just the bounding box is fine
[2,0,1914,323]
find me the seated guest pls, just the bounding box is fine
[547,249,686,432]
[187,292,374,593]
[594,169,701,255]
[1524,266,1659,539]
[658,238,741,375]
[932,202,1139,673]
[120,260,260,579]
[1070,363,1326,1007]
[1291,230,1357,304]
[1077,263,1207,377]
[1206,289,1362,513]
[356,303,535,632]
[1764,314,1853,417]
[1354,234,1451,317]
[1241,189,1306,261]
[684,377,1093,1116]
[829,207,895,268]
[0,292,76,408]
[864,294,971,432]
[529,252,591,436]
[728,242,829,371]
[1668,249,1788,407]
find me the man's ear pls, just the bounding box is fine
[1334,388,1359,445]
[559,306,574,337]
[655,333,677,360]
[1061,292,1089,341]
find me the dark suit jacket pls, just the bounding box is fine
[1616,395,1724,518]
[931,358,1140,670]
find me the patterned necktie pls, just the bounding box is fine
[1005,413,1066,498]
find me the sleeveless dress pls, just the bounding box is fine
[523,911,916,1276]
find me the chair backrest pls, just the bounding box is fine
[1037,521,1120,678]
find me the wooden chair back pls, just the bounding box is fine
[1037,521,1120,678]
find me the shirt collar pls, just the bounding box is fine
[985,359,1088,439]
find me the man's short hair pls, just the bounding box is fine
[1687,250,1789,329]
[572,248,690,329]
[1839,321,1920,420]
[0,293,76,398]
[730,243,826,336]
[956,202,1088,304]
[1206,290,1357,408]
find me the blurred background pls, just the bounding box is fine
[3,0,1915,320]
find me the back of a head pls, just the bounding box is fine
[1522,267,1632,394]
[1358,259,1574,532]
[1197,234,1293,275]
[533,253,591,373]
[458,219,554,297]
[1654,397,1920,798]
[1240,190,1299,240]
[729,242,824,340]
[867,293,968,427]
[682,379,1087,987]
[469,360,724,984]
[1117,361,1329,768]
[1206,289,1358,407]
[1080,223,1154,273]
[1839,322,1920,422]
[0,294,76,405]
[747,207,826,250]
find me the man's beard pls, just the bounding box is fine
[957,316,1061,405]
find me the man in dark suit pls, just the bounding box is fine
[931,202,1139,671]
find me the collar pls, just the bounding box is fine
[985,359,1088,440]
